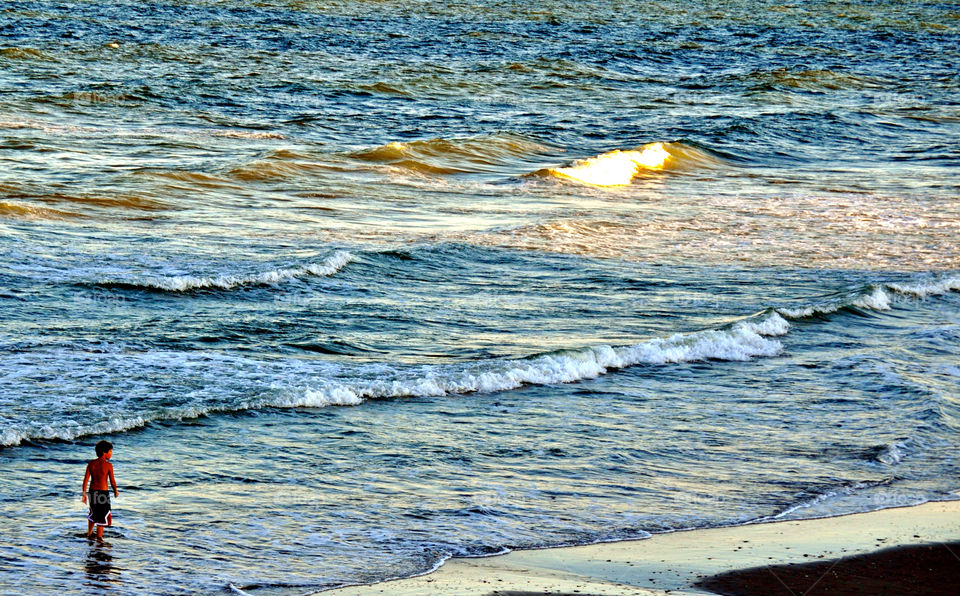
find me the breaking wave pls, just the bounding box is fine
[96,251,353,292]
[537,141,723,186]
[278,311,790,407]
[5,276,957,447]
[777,277,960,319]
[1,310,788,446]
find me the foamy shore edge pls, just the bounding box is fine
[318,500,960,595]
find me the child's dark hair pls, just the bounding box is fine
[95,440,113,457]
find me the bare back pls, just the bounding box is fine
[86,458,115,491]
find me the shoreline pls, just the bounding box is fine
[320,500,960,595]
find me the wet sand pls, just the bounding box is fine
[320,500,960,595]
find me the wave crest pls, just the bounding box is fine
[7,277,957,447]
[351,133,551,175]
[1,311,786,446]
[777,277,960,319]
[0,201,84,220]
[270,313,787,410]
[0,47,51,61]
[226,149,332,182]
[541,141,722,187]
[97,251,352,292]
[278,319,785,406]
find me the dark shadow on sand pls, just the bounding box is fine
[695,541,960,596]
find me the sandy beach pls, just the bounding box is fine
[322,500,960,595]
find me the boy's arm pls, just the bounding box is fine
[81,464,90,502]
[108,463,118,497]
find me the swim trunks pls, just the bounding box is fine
[87,490,112,527]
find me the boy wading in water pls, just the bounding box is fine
[82,440,119,540]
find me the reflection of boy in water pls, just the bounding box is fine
[82,440,119,540]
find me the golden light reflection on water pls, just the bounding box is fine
[2,126,956,272]
[453,191,960,271]
[291,189,960,272]
[550,143,672,186]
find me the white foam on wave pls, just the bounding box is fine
[0,428,27,447]
[876,442,906,465]
[778,285,892,318]
[758,480,894,522]
[777,276,960,320]
[0,312,787,446]
[887,276,960,298]
[266,311,788,408]
[6,275,958,447]
[736,311,791,337]
[853,285,893,310]
[0,415,148,446]
[127,251,352,291]
[212,130,285,140]
[8,272,958,448]
[0,395,229,446]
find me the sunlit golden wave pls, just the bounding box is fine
[352,134,552,175]
[541,141,722,187]
[0,201,84,220]
[549,143,670,186]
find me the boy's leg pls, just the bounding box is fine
[87,521,94,536]
[96,525,103,539]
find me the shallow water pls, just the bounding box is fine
[1,0,959,593]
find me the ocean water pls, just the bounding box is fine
[1,0,959,593]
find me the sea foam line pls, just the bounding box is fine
[266,312,790,407]
[104,251,353,292]
[776,276,960,319]
[0,312,788,446]
[7,276,958,446]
